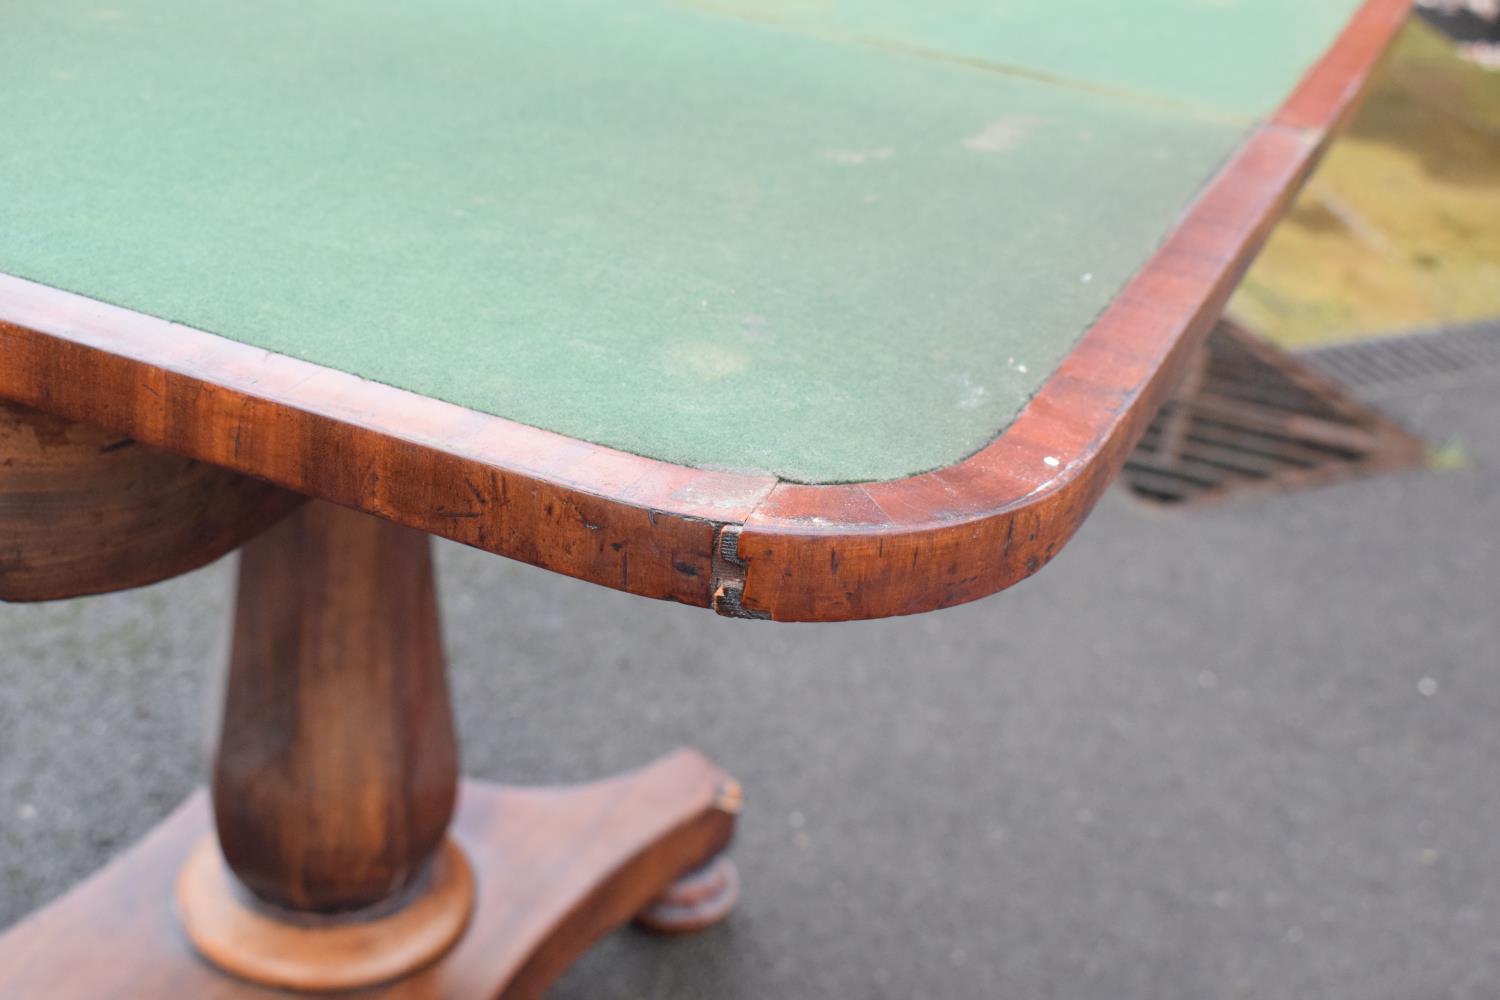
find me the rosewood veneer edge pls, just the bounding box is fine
[734,0,1410,621]
[0,0,1407,622]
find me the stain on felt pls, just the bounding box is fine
[662,341,753,382]
[962,117,1042,154]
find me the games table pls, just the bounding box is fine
[0,0,1409,994]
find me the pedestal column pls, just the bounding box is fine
[180,500,472,990]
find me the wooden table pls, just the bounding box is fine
[0,1,1408,995]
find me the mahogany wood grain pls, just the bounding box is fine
[1276,0,1412,130]
[0,398,301,602]
[212,500,458,914]
[0,0,1407,622]
[0,752,740,1000]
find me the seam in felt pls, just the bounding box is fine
[668,0,1259,128]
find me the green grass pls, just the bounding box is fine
[1230,19,1500,348]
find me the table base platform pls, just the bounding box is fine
[0,751,740,999]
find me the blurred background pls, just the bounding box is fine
[2,7,1498,999]
[1238,3,1500,346]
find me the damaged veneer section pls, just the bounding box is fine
[709,525,770,620]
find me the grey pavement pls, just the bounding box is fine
[1,380,1496,1000]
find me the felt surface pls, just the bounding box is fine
[0,1,1358,483]
[688,0,1369,119]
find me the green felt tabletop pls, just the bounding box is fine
[0,0,1362,483]
[685,0,1370,119]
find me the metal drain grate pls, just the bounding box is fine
[1298,320,1500,395]
[1415,1,1500,45]
[1123,320,1429,506]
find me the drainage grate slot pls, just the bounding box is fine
[1299,320,1500,395]
[1123,320,1428,507]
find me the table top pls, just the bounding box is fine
[0,0,1408,620]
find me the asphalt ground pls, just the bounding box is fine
[2,376,1496,999]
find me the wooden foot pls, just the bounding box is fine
[635,854,741,935]
[0,752,739,998]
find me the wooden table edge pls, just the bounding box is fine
[0,0,1408,622]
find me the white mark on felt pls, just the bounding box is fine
[955,373,988,409]
[824,147,894,165]
[1418,676,1438,696]
[963,116,1041,154]
[1044,456,1061,468]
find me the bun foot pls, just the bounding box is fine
[635,854,741,935]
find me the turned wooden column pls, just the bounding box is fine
[212,499,458,913]
[2,488,742,998]
[178,499,472,990]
